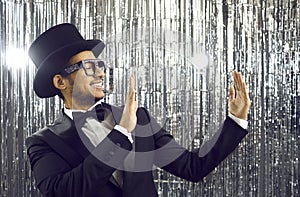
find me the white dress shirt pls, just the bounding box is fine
[228,113,248,130]
[64,101,133,144]
[64,101,130,188]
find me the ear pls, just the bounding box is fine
[53,74,67,90]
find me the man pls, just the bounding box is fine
[26,23,251,197]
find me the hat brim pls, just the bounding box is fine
[33,40,105,98]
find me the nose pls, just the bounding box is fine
[94,66,105,78]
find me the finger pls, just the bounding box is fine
[229,85,235,101]
[234,71,240,91]
[128,75,132,93]
[127,75,136,101]
[235,71,245,92]
[129,75,135,92]
[130,88,136,100]
[238,72,245,87]
[242,81,250,100]
[233,71,238,90]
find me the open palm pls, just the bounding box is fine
[228,71,251,120]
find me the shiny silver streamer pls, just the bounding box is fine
[0,0,299,196]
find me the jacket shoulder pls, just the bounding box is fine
[26,126,49,139]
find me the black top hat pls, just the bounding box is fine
[28,23,105,98]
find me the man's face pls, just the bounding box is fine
[63,50,106,107]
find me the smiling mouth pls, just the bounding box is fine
[90,81,103,89]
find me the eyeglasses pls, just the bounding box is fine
[61,59,106,77]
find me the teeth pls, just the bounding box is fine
[91,83,102,88]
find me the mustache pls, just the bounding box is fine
[103,87,113,95]
[90,76,113,95]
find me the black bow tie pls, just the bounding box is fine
[72,104,106,122]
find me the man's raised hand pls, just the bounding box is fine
[228,71,251,120]
[119,75,138,132]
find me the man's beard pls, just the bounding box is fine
[66,75,104,107]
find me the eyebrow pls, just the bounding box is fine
[68,52,95,65]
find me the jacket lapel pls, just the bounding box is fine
[48,111,91,161]
[48,108,124,189]
[102,102,123,124]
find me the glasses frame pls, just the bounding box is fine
[60,59,106,77]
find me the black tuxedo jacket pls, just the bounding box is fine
[26,103,248,197]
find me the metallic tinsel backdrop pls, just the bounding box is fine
[0,0,299,196]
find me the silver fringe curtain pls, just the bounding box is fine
[0,0,299,196]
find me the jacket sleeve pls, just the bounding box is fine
[147,109,248,182]
[26,129,132,197]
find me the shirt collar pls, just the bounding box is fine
[64,100,103,120]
